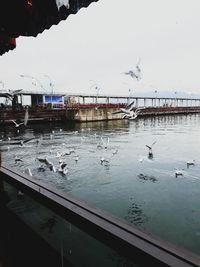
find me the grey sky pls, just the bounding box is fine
[0,0,200,96]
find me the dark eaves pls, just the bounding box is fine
[0,0,98,56]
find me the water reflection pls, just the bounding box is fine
[1,114,200,255]
[137,173,157,183]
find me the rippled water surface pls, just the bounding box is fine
[1,114,200,255]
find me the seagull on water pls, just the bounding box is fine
[146,141,156,159]
[37,158,56,172]
[175,169,184,177]
[14,155,23,163]
[58,161,68,175]
[74,155,79,163]
[187,160,195,168]
[100,157,109,165]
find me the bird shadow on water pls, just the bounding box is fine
[124,198,148,227]
[137,173,158,183]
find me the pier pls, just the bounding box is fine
[1,91,200,123]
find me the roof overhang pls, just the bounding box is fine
[0,0,98,56]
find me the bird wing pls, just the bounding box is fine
[136,65,141,73]
[126,100,135,110]
[12,89,23,95]
[135,107,145,114]
[11,120,17,126]
[111,110,123,115]
[151,141,156,147]
[37,158,47,163]
[146,145,151,149]
[124,70,136,78]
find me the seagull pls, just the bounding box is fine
[123,107,145,120]
[36,158,56,172]
[55,0,70,10]
[112,149,118,156]
[37,165,46,172]
[111,100,135,117]
[123,59,142,81]
[74,155,79,163]
[5,89,23,101]
[11,120,24,128]
[58,162,68,175]
[100,157,109,165]
[145,141,156,159]
[175,169,184,177]
[10,106,29,128]
[187,160,195,168]
[58,162,67,171]
[14,155,23,163]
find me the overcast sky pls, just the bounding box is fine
[0,0,200,96]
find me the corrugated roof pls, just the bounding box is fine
[0,0,98,56]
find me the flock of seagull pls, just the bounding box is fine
[110,100,145,120]
[1,124,197,183]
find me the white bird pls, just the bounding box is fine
[10,107,29,128]
[62,167,69,175]
[74,155,79,163]
[146,141,156,159]
[14,155,23,163]
[123,107,145,120]
[123,59,142,81]
[112,149,118,156]
[187,160,195,168]
[111,100,135,117]
[100,157,109,165]
[37,158,56,172]
[55,0,70,10]
[11,120,24,128]
[175,169,184,177]
[58,162,68,175]
[5,89,23,101]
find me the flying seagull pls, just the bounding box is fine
[123,59,142,81]
[11,120,24,128]
[111,100,135,116]
[10,106,29,129]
